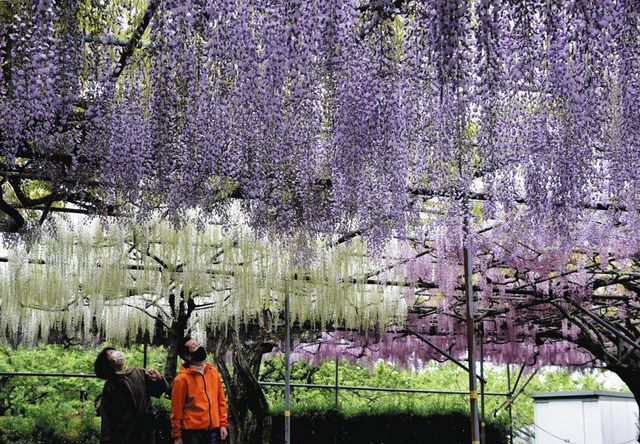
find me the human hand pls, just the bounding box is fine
[173,438,183,444]
[220,427,228,440]
[145,368,162,381]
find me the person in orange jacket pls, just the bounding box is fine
[171,337,229,444]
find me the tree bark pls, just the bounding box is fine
[162,291,195,381]
[163,318,187,381]
[608,364,640,410]
[208,325,276,444]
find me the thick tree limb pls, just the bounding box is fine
[0,186,24,233]
[113,0,160,78]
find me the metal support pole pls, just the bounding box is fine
[464,243,480,444]
[495,369,537,414]
[334,355,339,409]
[506,365,514,444]
[480,326,486,444]
[284,291,292,444]
[0,372,98,378]
[512,364,525,393]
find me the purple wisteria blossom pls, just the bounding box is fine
[2,1,638,243]
[2,0,640,405]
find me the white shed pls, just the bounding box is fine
[529,390,638,444]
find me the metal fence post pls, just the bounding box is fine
[334,355,339,409]
[284,291,292,444]
[480,326,486,444]
[507,365,514,444]
[464,243,480,444]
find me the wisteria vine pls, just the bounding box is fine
[2,1,640,391]
[2,1,639,244]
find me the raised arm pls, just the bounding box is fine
[145,368,169,397]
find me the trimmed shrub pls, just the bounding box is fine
[270,409,509,444]
[0,406,99,444]
[1,402,508,444]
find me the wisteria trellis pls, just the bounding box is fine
[0,216,409,344]
[2,0,639,242]
[1,0,640,405]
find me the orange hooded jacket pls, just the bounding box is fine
[170,363,229,438]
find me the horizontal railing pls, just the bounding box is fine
[0,372,507,396]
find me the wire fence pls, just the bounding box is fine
[0,371,508,397]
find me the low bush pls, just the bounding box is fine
[269,408,509,444]
[0,405,99,444]
[153,403,508,444]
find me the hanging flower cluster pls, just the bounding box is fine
[2,1,639,244]
[291,217,639,371]
[0,216,409,344]
[387,213,640,369]
[292,329,594,371]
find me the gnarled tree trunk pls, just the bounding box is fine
[608,363,640,412]
[163,318,188,380]
[162,291,195,381]
[208,322,276,444]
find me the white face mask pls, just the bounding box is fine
[109,351,126,368]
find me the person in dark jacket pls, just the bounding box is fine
[95,346,169,444]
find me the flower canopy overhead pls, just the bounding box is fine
[1,1,639,393]
[1,0,638,246]
[0,216,409,344]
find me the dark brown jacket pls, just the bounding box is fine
[100,367,168,444]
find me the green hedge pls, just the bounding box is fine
[0,407,99,444]
[0,403,509,444]
[270,409,509,444]
[126,403,510,444]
